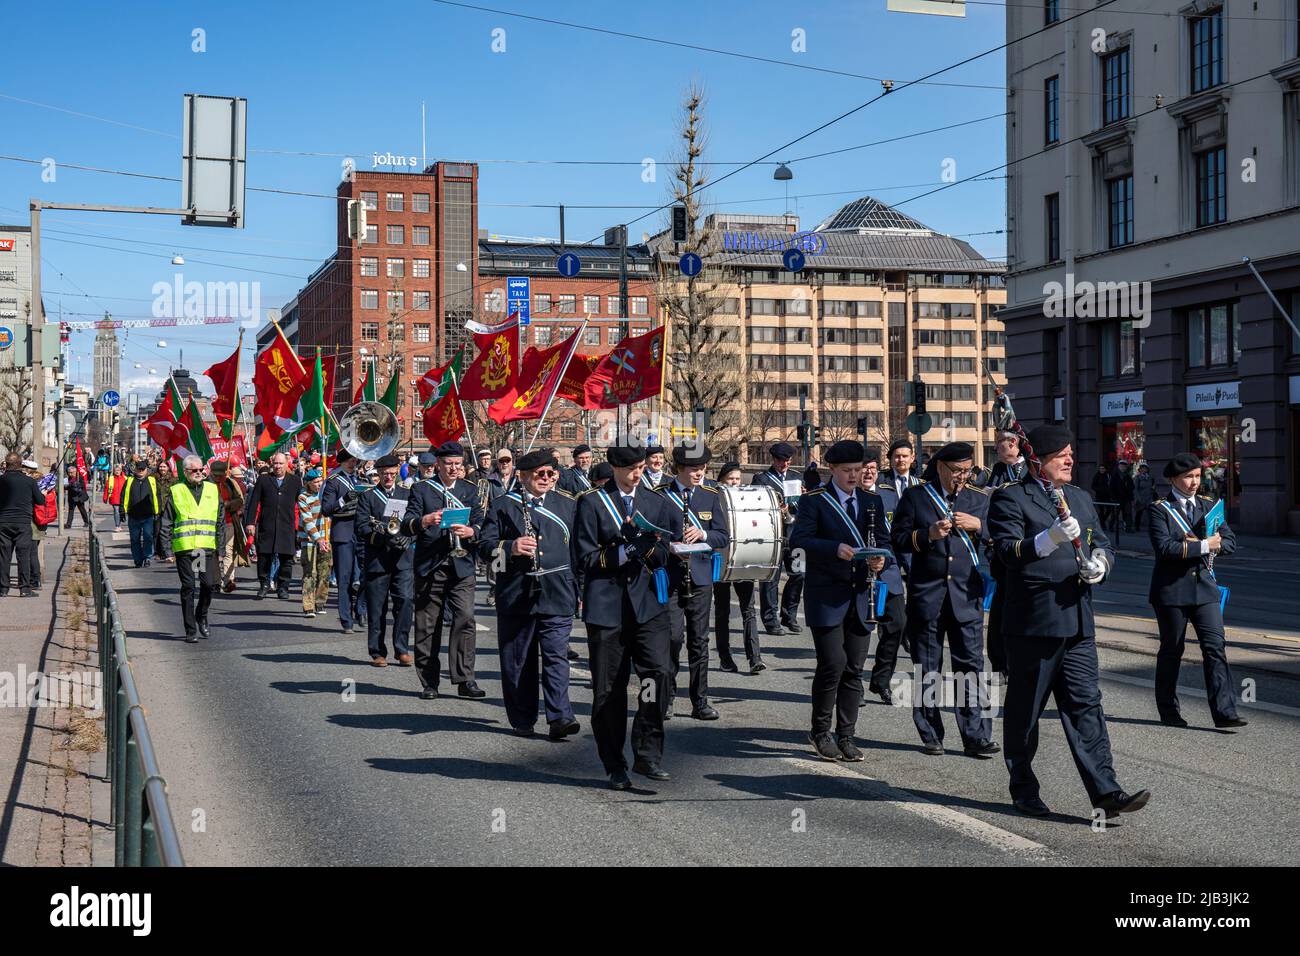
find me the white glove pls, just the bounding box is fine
[1033,515,1081,557]
[1079,554,1107,584]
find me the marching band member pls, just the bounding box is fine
[576,446,682,789]
[859,447,908,705]
[879,438,922,501]
[658,445,730,721]
[1148,453,1246,730]
[355,454,414,667]
[558,444,594,496]
[640,445,667,490]
[321,449,368,635]
[752,441,803,636]
[712,462,764,674]
[790,440,893,763]
[988,425,1149,819]
[478,448,581,739]
[890,442,997,758]
[401,443,485,701]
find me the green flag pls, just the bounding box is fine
[174,397,214,464]
[362,357,377,402]
[259,351,337,459]
[379,367,400,414]
[421,348,465,408]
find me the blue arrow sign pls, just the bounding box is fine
[679,252,702,277]
[782,247,806,273]
[556,253,582,277]
[101,390,120,408]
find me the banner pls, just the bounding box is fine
[459,320,519,401]
[208,435,249,468]
[583,326,666,408]
[488,328,582,425]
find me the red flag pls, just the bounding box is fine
[583,326,666,409]
[202,338,241,440]
[421,381,467,446]
[74,439,90,485]
[557,352,601,408]
[141,399,179,451]
[253,328,310,440]
[458,318,519,401]
[488,328,582,425]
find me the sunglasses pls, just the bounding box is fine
[186,467,204,473]
[531,469,558,479]
[498,458,512,463]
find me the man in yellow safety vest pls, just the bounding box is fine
[161,455,225,643]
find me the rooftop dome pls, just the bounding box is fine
[814,196,933,236]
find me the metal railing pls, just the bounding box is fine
[89,528,186,867]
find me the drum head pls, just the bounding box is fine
[718,484,783,582]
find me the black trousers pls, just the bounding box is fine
[175,550,213,637]
[64,496,90,528]
[1153,601,1238,722]
[869,589,907,692]
[587,600,670,774]
[256,552,293,592]
[713,580,760,665]
[668,583,712,709]
[0,522,34,593]
[364,565,413,659]
[909,599,989,748]
[760,560,804,628]
[1003,632,1119,804]
[413,565,476,690]
[810,610,872,737]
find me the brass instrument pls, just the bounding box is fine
[340,401,400,462]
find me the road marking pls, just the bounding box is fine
[1101,672,1300,718]
[782,757,1047,854]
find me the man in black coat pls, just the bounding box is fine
[575,445,681,790]
[355,454,413,666]
[988,424,1149,820]
[63,462,91,529]
[400,442,485,700]
[657,445,730,721]
[752,441,803,636]
[1148,452,1245,729]
[478,448,580,738]
[891,442,997,758]
[860,447,908,704]
[320,448,368,634]
[557,444,594,496]
[0,453,43,597]
[243,452,302,599]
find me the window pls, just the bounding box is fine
[360,257,378,277]
[534,327,552,347]
[361,322,379,341]
[535,293,551,313]
[585,328,602,346]
[631,296,648,316]
[413,356,432,376]
[607,295,620,315]
[785,298,809,316]
[915,302,943,319]
[360,289,379,310]
[413,291,431,311]
[1045,75,1060,145]
[608,327,622,345]
[749,298,778,316]
[1045,193,1061,262]
[360,191,378,211]
[413,323,431,342]
[386,192,404,212]
[363,224,378,245]
[1196,146,1227,227]
[1099,320,1143,377]
[412,225,430,246]
[386,290,404,312]
[413,258,430,278]
[943,303,975,319]
[983,330,1006,348]
[1190,8,1224,93]
[558,294,576,314]
[1102,49,1130,125]
[584,295,600,315]
[386,224,404,245]
[1045,328,1061,388]
[1107,175,1134,247]
[632,326,650,338]
[386,258,404,278]
[1187,302,1240,368]
[412,193,430,213]
[389,323,405,342]
[1045,0,1059,26]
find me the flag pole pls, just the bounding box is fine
[526,320,587,455]
[448,350,477,461]
[226,328,243,458]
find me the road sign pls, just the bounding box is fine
[679,252,702,277]
[0,326,12,350]
[506,276,531,327]
[905,412,934,435]
[670,426,698,438]
[556,252,582,277]
[782,247,806,273]
[101,390,121,408]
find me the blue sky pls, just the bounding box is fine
[2,0,1007,401]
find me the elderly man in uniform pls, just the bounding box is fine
[321,448,368,634]
[988,424,1150,819]
[355,454,414,667]
[859,446,908,705]
[1148,453,1246,730]
[479,448,581,738]
[558,444,594,496]
[657,445,730,722]
[891,442,997,758]
[161,455,224,643]
[401,442,485,700]
[576,445,682,789]
[790,440,893,762]
[244,452,302,600]
[752,441,803,636]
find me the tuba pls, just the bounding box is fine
[340,401,400,462]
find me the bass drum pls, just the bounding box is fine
[718,484,783,583]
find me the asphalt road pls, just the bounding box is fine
[107,523,1300,867]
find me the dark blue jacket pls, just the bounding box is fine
[401,476,485,579]
[656,479,730,589]
[789,483,894,628]
[479,488,579,617]
[355,483,413,573]
[1147,493,1235,607]
[890,482,990,626]
[319,468,361,544]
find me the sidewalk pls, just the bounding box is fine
[0,532,111,867]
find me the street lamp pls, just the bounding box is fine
[171,254,185,266]
[774,163,794,216]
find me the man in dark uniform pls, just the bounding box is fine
[657,445,730,721]
[1148,452,1246,730]
[320,448,368,634]
[401,442,485,700]
[977,432,1028,675]
[243,452,302,600]
[576,445,682,789]
[891,442,997,758]
[558,444,593,496]
[354,454,414,667]
[752,441,803,636]
[879,438,922,502]
[988,424,1150,819]
[860,446,908,704]
[479,448,581,738]
[790,440,892,763]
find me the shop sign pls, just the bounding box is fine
[1187,381,1241,412]
[1100,389,1144,419]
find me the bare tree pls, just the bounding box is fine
[0,366,33,457]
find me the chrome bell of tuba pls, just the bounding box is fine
[339,401,400,462]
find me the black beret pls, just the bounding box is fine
[336,448,354,463]
[518,448,558,471]
[591,461,614,481]
[932,441,975,463]
[645,445,666,457]
[770,441,796,459]
[417,451,438,466]
[1164,452,1202,478]
[376,454,402,468]
[607,446,646,468]
[863,446,880,463]
[672,445,713,466]
[434,441,465,458]
[716,461,742,482]
[825,440,865,465]
[1025,425,1073,459]
[887,438,913,456]
[572,444,591,456]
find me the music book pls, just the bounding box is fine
[440,507,471,528]
[1204,499,1225,536]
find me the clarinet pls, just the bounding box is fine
[520,496,540,590]
[865,521,879,623]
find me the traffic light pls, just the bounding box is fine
[347,199,367,242]
[671,205,688,242]
[857,416,868,439]
[811,425,822,445]
[913,376,927,416]
[797,422,809,446]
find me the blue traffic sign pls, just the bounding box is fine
[679,252,702,277]
[556,252,582,277]
[0,327,12,351]
[782,247,806,273]
[101,390,120,408]
[506,275,531,327]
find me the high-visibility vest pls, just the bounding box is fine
[170,481,219,552]
[122,475,159,515]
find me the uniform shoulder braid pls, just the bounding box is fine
[965,484,992,496]
[803,487,825,497]
[552,488,575,500]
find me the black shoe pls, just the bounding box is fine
[749,659,767,674]
[548,717,580,740]
[608,768,631,791]
[837,736,864,762]
[197,619,210,639]
[277,590,292,601]
[255,585,267,600]
[632,760,670,781]
[419,688,439,700]
[133,562,142,569]
[457,681,486,699]
[869,683,893,706]
[1013,795,1052,817]
[183,633,199,644]
[718,655,739,673]
[963,740,1000,759]
[342,624,355,635]
[783,622,801,635]
[1214,716,1248,729]
[1094,788,1151,818]
[19,590,34,598]
[1160,713,1189,728]
[691,703,719,721]
[764,624,785,636]
[144,558,151,567]
[809,731,840,761]
[921,740,944,756]
[511,725,535,737]
[566,648,580,662]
